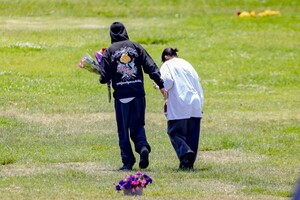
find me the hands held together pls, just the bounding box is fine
[152,82,168,100]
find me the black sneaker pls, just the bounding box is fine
[119,164,132,171]
[179,152,194,170]
[139,147,149,169]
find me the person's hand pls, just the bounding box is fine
[152,81,159,89]
[160,88,168,100]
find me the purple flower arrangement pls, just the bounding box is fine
[115,171,152,192]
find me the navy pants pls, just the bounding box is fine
[114,97,151,166]
[167,117,201,166]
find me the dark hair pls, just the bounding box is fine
[161,48,179,62]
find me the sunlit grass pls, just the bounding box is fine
[0,0,299,199]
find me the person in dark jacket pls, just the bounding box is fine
[99,22,167,170]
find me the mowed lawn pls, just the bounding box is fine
[0,0,299,199]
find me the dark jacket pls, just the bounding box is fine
[99,22,164,99]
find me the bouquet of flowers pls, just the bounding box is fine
[115,171,152,195]
[78,48,107,74]
[78,48,112,102]
[78,53,101,74]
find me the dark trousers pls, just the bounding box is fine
[114,97,151,166]
[167,117,201,166]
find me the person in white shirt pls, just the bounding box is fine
[159,47,204,170]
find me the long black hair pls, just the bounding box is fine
[161,48,179,62]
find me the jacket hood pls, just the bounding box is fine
[110,22,129,44]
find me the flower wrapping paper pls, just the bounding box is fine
[78,48,111,102]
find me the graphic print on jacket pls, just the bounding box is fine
[112,46,139,82]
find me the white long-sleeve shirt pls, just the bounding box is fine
[160,57,204,120]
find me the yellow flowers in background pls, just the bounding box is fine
[237,9,281,18]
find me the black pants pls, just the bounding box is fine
[114,97,151,166]
[167,117,201,166]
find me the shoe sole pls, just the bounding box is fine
[139,149,149,169]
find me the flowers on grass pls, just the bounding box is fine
[115,171,152,192]
[236,9,280,18]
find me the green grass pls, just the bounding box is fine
[0,0,299,199]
